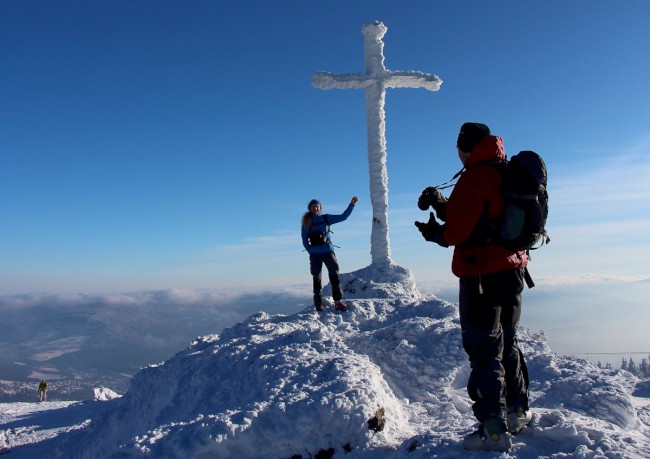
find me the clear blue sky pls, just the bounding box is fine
[2,0,649,295]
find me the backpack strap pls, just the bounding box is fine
[524,266,535,289]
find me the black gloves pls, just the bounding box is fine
[417,187,447,221]
[415,186,449,247]
[414,212,448,247]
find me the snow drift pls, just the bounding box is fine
[49,270,650,458]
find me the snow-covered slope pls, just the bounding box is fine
[42,271,649,458]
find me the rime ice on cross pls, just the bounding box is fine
[312,21,442,270]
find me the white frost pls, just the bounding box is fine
[312,22,441,269]
[1,273,639,458]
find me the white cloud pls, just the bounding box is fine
[207,232,299,258]
[551,148,650,220]
[532,273,650,286]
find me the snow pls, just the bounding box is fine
[1,268,649,458]
[93,387,121,402]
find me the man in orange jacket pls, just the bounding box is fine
[415,122,532,452]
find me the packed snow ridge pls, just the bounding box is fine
[48,267,649,458]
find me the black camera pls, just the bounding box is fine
[418,187,446,210]
[417,187,447,221]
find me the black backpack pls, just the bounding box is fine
[307,215,331,246]
[491,150,550,252]
[423,151,549,288]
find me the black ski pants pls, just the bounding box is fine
[310,252,342,307]
[459,268,529,424]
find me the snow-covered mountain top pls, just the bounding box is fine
[2,272,649,458]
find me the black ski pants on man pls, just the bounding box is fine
[310,252,343,308]
[459,267,529,425]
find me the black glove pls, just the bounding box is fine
[417,187,448,221]
[414,212,449,247]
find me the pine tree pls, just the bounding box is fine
[628,357,638,376]
[621,357,628,371]
[640,359,649,379]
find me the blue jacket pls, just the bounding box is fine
[302,203,355,254]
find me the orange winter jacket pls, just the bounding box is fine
[442,135,528,277]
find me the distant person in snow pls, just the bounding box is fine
[0,428,9,454]
[0,439,9,455]
[302,196,358,312]
[414,123,532,452]
[38,379,48,402]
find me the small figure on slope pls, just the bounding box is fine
[0,432,9,455]
[38,379,48,402]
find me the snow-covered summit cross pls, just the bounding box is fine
[312,21,442,270]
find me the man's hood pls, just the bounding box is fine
[466,135,506,167]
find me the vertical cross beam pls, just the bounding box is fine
[313,21,442,270]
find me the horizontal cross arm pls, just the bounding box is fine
[312,72,373,90]
[384,71,443,91]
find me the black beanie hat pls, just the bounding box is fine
[457,122,491,153]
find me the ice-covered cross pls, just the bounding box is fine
[312,21,442,269]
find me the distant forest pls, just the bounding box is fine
[597,355,650,378]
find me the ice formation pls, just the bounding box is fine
[313,21,442,272]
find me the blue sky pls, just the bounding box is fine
[1,0,649,295]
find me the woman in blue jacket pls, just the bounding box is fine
[302,196,358,311]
